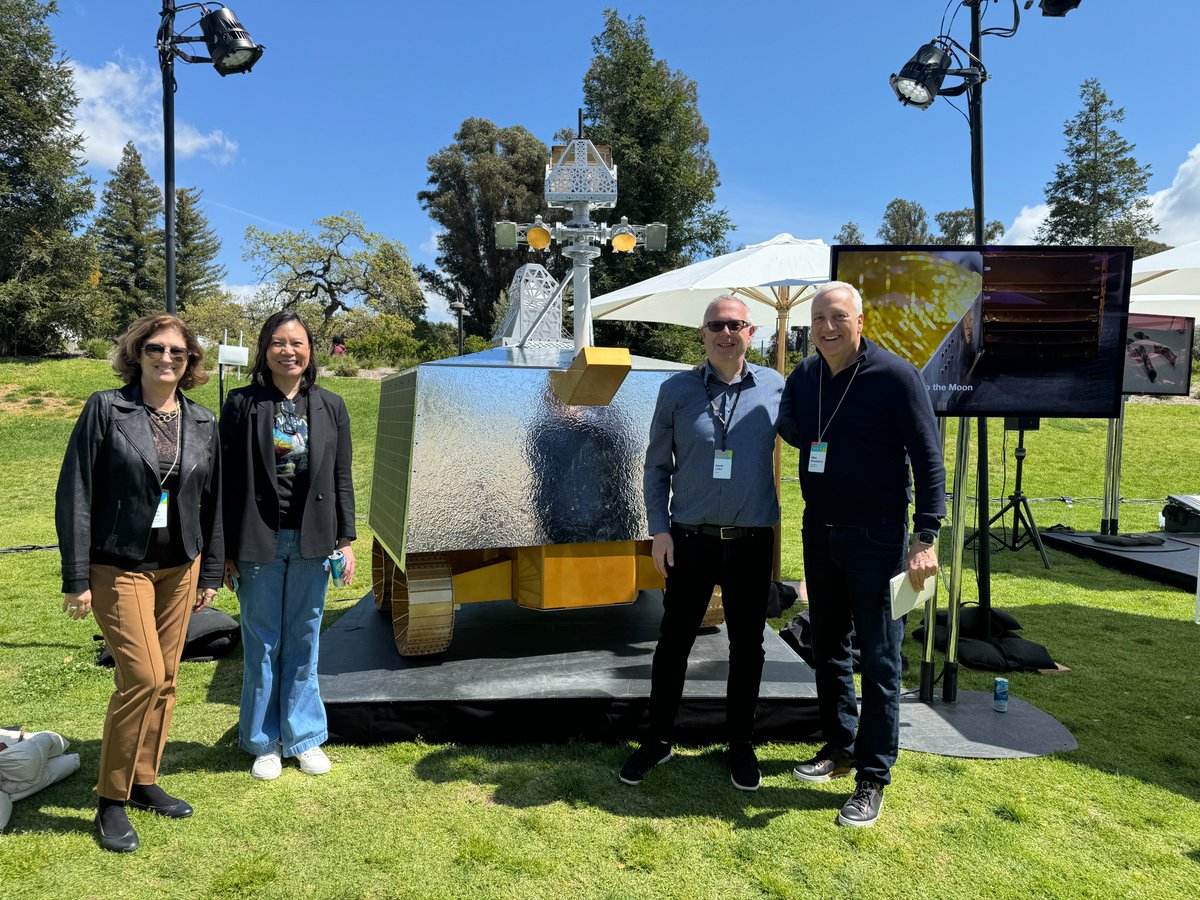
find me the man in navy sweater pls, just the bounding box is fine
[778,281,945,827]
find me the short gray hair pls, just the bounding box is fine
[812,281,863,314]
[702,295,754,326]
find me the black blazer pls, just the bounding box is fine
[219,382,356,564]
[55,383,223,593]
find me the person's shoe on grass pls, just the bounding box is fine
[836,780,884,828]
[793,745,855,783]
[728,741,762,792]
[619,740,672,785]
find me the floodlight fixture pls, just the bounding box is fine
[526,217,553,251]
[495,221,518,250]
[889,42,953,109]
[156,1,264,313]
[1038,0,1083,16]
[199,6,265,76]
[644,222,668,252]
[609,218,637,253]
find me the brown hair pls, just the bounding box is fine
[112,314,210,390]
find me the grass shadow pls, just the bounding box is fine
[411,743,843,827]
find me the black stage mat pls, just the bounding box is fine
[1041,530,1199,590]
[898,690,1077,759]
[319,591,820,745]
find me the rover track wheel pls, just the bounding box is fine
[372,538,397,612]
[700,585,725,628]
[393,553,455,656]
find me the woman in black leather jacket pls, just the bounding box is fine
[55,314,222,853]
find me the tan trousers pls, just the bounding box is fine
[89,559,199,800]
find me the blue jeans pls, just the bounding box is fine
[802,522,907,785]
[237,529,329,757]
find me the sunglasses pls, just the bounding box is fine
[143,343,190,362]
[704,320,750,333]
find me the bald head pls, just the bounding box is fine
[702,295,753,326]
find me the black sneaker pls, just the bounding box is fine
[836,780,884,828]
[619,741,672,785]
[793,746,855,783]
[728,742,762,792]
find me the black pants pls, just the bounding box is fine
[647,524,774,743]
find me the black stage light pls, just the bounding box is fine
[889,42,952,110]
[200,6,264,76]
[1038,0,1083,16]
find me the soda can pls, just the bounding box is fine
[993,677,1009,712]
[326,550,347,587]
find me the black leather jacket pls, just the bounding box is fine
[55,383,224,593]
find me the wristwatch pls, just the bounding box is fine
[914,530,938,546]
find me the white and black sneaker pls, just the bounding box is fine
[619,741,672,785]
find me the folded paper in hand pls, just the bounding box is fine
[890,571,936,620]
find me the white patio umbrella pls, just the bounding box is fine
[1131,237,1200,300]
[590,233,832,374]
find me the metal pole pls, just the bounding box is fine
[456,309,464,356]
[1102,415,1117,534]
[1111,395,1126,534]
[943,419,972,703]
[161,6,177,315]
[920,416,949,702]
[968,1,992,641]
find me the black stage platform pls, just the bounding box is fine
[319,591,821,745]
[1041,530,1199,591]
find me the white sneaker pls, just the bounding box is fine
[297,747,331,776]
[251,749,282,781]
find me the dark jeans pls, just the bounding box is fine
[648,524,774,743]
[803,522,907,785]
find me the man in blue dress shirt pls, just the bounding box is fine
[620,296,784,792]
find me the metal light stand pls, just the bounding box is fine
[986,429,1050,567]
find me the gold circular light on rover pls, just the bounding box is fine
[526,225,552,250]
[610,231,637,253]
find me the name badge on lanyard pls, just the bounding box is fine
[713,450,733,480]
[152,491,170,529]
[808,442,828,473]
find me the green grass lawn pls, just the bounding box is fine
[1,358,1198,899]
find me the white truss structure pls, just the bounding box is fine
[544,140,617,209]
[493,264,569,347]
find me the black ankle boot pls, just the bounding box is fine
[128,783,194,819]
[95,798,139,853]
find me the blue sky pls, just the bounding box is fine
[49,1,1200,323]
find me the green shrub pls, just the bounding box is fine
[328,356,360,377]
[81,338,113,360]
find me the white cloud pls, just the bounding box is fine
[998,204,1049,245]
[1149,143,1200,247]
[422,288,455,324]
[70,57,237,171]
[420,228,443,255]
[222,282,260,304]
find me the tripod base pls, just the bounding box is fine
[987,491,1050,568]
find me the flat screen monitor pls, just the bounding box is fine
[831,245,1133,418]
[1123,314,1194,396]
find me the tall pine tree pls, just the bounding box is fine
[174,186,226,310]
[1036,79,1160,253]
[0,0,100,355]
[92,141,165,329]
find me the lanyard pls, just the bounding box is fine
[703,373,747,452]
[817,361,861,443]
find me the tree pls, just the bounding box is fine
[834,222,865,244]
[0,0,100,355]
[580,10,731,359]
[417,118,560,337]
[1036,79,1160,252]
[583,10,730,299]
[174,187,226,310]
[932,208,1005,244]
[91,141,165,329]
[243,211,424,336]
[876,199,932,245]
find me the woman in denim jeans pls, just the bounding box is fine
[219,311,356,780]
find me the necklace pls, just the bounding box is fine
[146,404,179,424]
